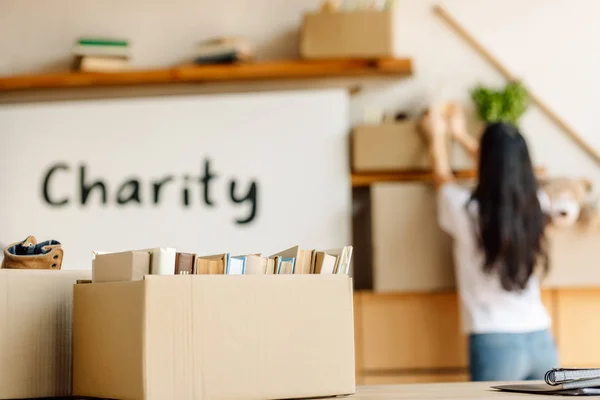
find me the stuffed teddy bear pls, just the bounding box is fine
[541,178,600,230]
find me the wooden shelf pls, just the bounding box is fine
[352,167,547,187]
[0,58,412,92]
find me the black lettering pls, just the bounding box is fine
[182,175,191,207]
[229,180,258,224]
[117,179,141,205]
[79,165,107,205]
[152,175,174,204]
[199,159,217,206]
[42,163,70,206]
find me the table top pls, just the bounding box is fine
[347,382,555,399]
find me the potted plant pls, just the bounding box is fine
[471,80,529,126]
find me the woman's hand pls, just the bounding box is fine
[446,102,480,160]
[418,107,447,144]
[447,103,468,140]
[418,106,454,189]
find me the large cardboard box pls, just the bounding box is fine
[352,121,451,172]
[73,274,356,400]
[300,10,396,59]
[544,227,600,287]
[0,269,91,399]
[371,183,455,292]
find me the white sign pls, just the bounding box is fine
[0,90,351,269]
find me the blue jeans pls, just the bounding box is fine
[469,329,558,381]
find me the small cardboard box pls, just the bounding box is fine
[73,274,356,400]
[371,183,455,292]
[353,121,450,172]
[0,269,91,399]
[300,10,396,59]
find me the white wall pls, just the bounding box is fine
[2,0,600,183]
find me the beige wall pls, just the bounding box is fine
[2,0,600,183]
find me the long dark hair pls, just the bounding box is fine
[472,122,548,291]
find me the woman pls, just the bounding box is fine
[419,105,558,382]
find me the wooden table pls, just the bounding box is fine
[345,382,555,399]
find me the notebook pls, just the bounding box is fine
[493,383,600,396]
[494,368,600,396]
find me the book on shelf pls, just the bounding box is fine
[72,37,131,72]
[193,36,253,65]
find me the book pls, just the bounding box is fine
[270,245,314,274]
[194,37,253,62]
[494,383,600,395]
[546,368,600,385]
[78,38,129,47]
[194,253,229,274]
[494,368,600,395]
[175,252,195,275]
[74,55,130,72]
[266,258,275,274]
[277,258,295,274]
[315,246,353,274]
[315,251,337,274]
[227,256,246,275]
[139,247,176,275]
[244,254,269,274]
[73,37,130,58]
[73,45,130,58]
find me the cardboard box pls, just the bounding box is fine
[371,183,455,292]
[544,227,600,287]
[73,275,356,400]
[353,121,451,172]
[300,10,395,59]
[0,269,91,399]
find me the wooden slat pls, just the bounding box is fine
[0,58,412,92]
[352,167,547,187]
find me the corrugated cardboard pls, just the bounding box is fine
[371,183,455,292]
[73,275,356,400]
[544,227,600,287]
[93,250,150,283]
[300,10,395,59]
[353,121,452,172]
[0,269,91,399]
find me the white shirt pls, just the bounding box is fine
[437,182,552,334]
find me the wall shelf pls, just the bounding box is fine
[0,58,412,92]
[352,167,547,187]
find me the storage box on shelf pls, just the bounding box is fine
[545,227,600,288]
[371,182,455,293]
[301,10,396,59]
[352,120,451,172]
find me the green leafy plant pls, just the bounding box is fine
[471,81,529,125]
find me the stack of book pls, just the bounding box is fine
[193,37,254,65]
[92,245,353,280]
[72,37,130,72]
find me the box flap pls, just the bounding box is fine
[93,250,150,283]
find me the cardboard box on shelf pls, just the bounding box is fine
[544,227,600,287]
[0,269,91,400]
[371,182,455,292]
[300,10,396,59]
[73,274,356,400]
[352,121,452,172]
